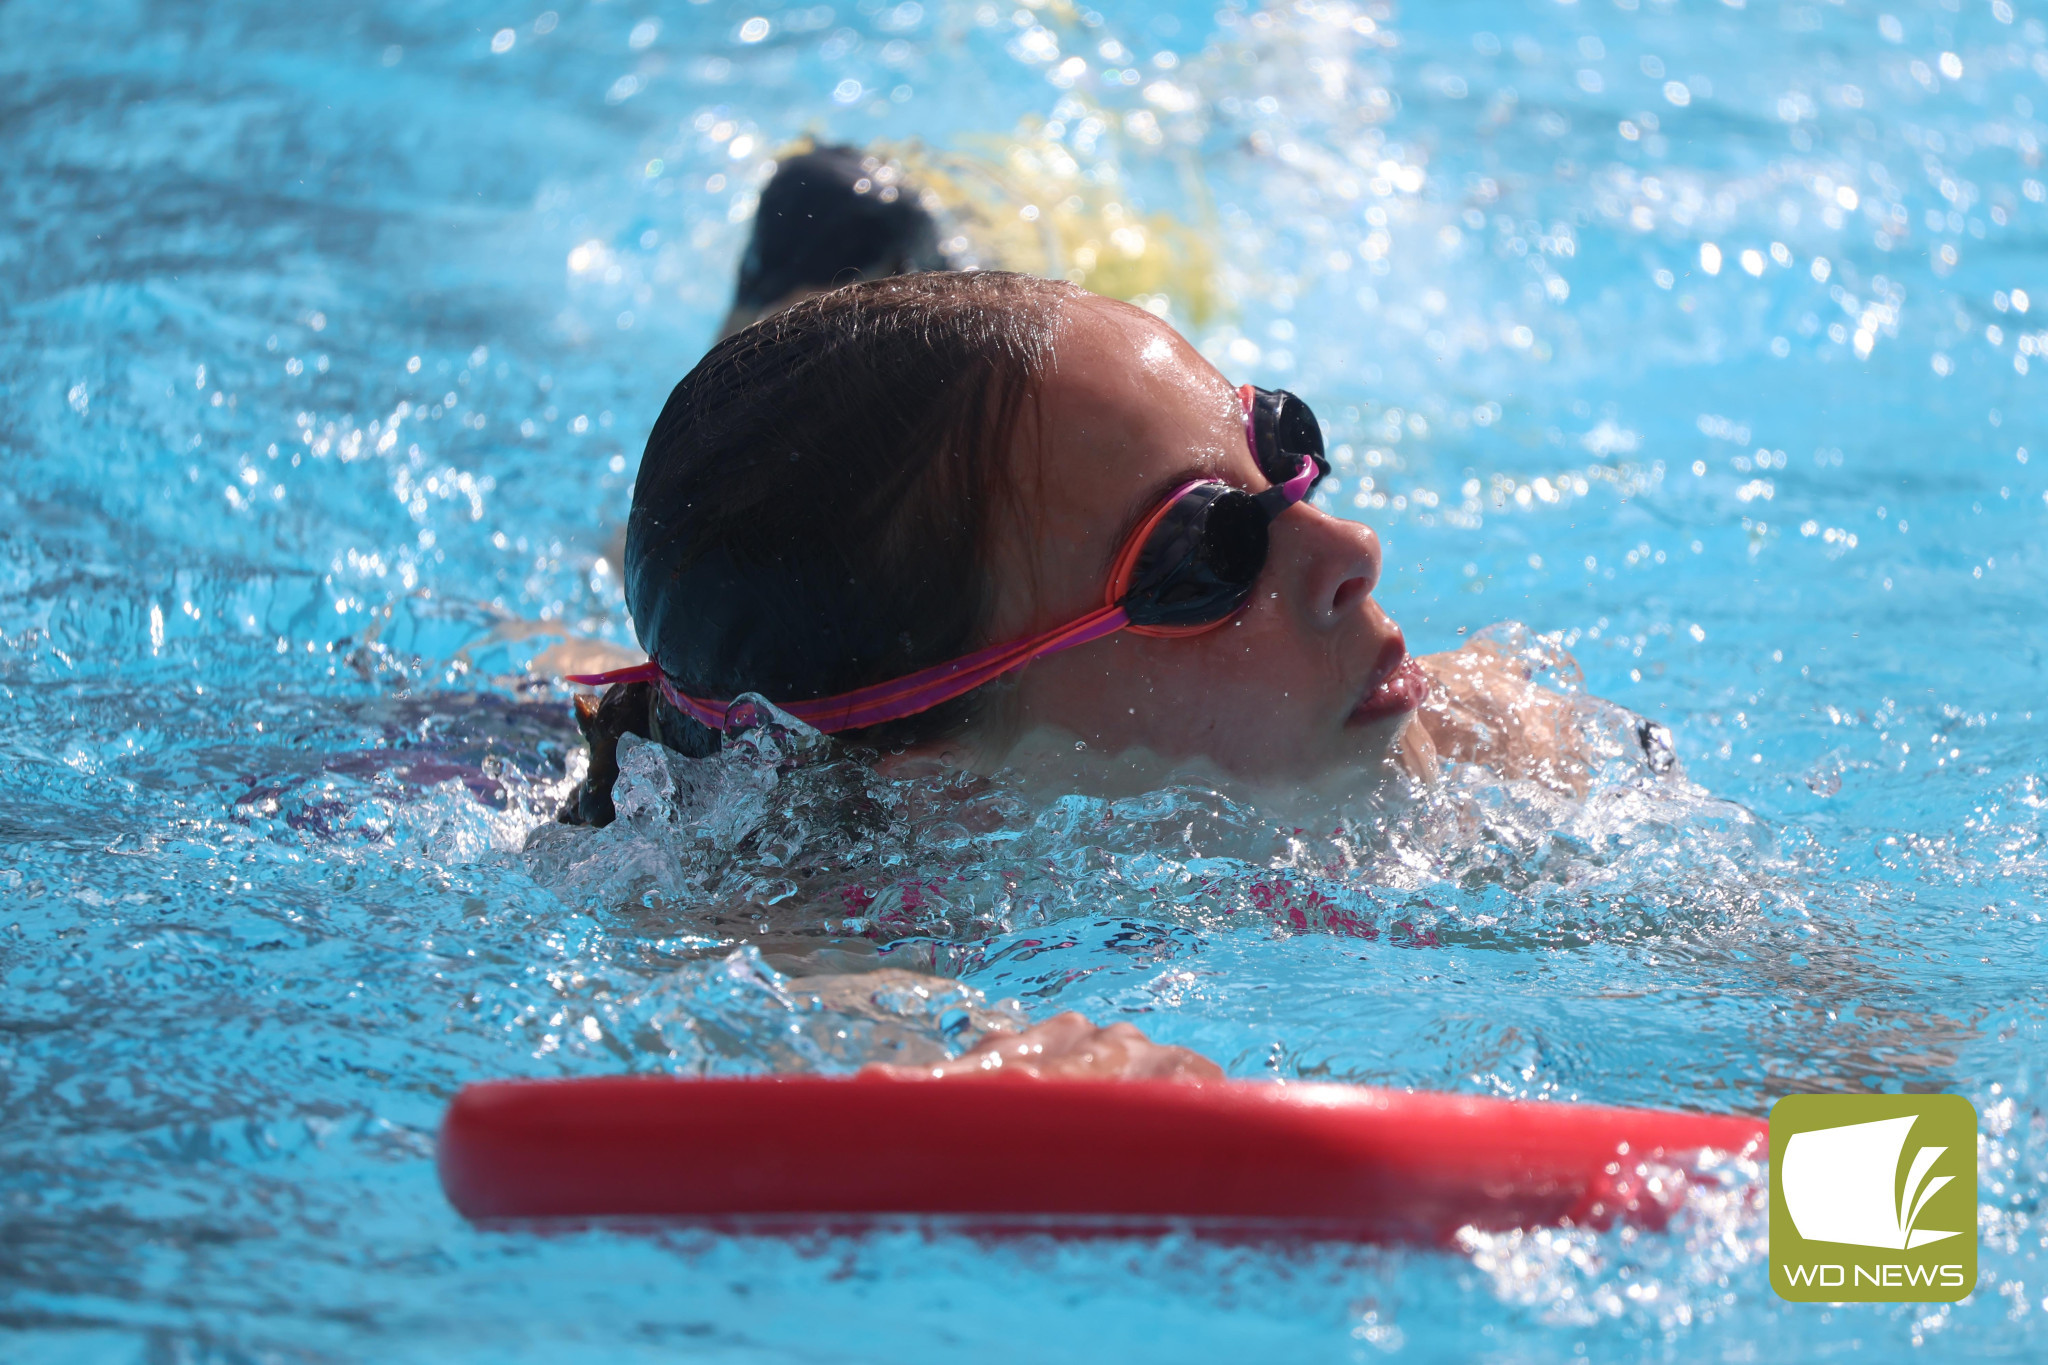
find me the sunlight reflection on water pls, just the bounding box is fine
[1,0,2045,1359]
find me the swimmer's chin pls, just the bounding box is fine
[879,720,1439,806]
[871,726,1225,799]
[996,730,1239,800]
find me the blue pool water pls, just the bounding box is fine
[3,0,2045,1358]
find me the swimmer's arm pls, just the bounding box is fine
[787,964,1222,1082]
[1409,638,1595,795]
[863,1011,1223,1083]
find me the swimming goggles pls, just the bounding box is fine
[571,384,1329,734]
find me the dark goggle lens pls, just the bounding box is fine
[1118,387,1329,630]
[1248,387,1329,490]
[1119,485,1269,629]
[1197,489,1269,587]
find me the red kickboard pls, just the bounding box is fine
[438,1075,1766,1245]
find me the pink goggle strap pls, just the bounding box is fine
[1277,456,1316,505]
[567,603,1131,734]
[565,387,1314,735]
[1240,382,1318,507]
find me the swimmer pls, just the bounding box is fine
[556,148,1652,1078]
[716,143,956,339]
[564,273,1609,816]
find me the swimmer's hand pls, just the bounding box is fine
[1412,638,1595,796]
[861,1011,1223,1084]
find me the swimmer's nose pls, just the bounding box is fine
[1287,511,1382,628]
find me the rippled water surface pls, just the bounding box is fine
[4,0,2046,1359]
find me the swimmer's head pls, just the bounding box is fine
[623,271,1417,783]
[627,270,1060,757]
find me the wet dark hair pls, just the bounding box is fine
[560,271,1066,825]
[730,144,955,319]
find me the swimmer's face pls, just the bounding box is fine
[981,294,1418,784]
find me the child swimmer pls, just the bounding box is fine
[559,147,1658,1079]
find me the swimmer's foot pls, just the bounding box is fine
[720,143,954,337]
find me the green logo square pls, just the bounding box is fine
[1769,1093,1977,1302]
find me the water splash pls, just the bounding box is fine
[5,0,2047,1359]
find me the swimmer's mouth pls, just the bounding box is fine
[1348,637,1427,725]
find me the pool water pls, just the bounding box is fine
[4,0,2045,1358]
